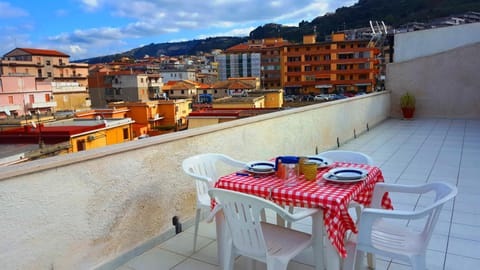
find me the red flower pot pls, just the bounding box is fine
[401,107,415,119]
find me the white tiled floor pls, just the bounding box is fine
[115,118,480,270]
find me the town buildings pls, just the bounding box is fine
[88,71,164,107]
[220,38,291,89]
[0,48,90,113]
[0,117,134,158]
[0,74,56,119]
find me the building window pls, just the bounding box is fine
[77,140,86,151]
[47,72,52,77]
[181,90,185,94]
[123,128,129,140]
[8,96,14,104]
[45,94,50,102]
[115,89,121,95]
[46,60,51,65]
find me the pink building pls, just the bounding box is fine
[0,74,56,119]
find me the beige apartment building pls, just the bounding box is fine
[0,48,90,111]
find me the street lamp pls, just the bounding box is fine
[35,110,44,148]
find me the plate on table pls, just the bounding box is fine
[307,156,332,168]
[245,161,276,174]
[323,167,368,183]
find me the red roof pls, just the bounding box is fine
[17,48,69,57]
[0,124,105,144]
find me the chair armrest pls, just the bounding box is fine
[273,206,320,223]
[371,182,433,208]
[184,170,213,183]
[361,207,428,220]
[219,154,247,168]
[206,204,223,223]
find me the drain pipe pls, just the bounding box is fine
[172,216,182,234]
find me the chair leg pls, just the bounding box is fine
[354,250,366,270]
[193,207,201,251]
[367,253,375,269]
[266,258,288,270]
[285,205,295,228]
[411,255,426,270]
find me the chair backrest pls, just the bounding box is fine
[318,150,373,165]
[182,153,245,207]
[208,188,291,259]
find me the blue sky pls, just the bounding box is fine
[0,0,356,60]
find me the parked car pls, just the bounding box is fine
[314,94,329,101]
[330,94,347,100]
[284,95,295,102]
[303,95,315,102]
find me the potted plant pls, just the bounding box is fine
[400,92,415,119]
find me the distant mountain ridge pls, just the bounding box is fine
[78,0,480,64]
[78,37,248,64]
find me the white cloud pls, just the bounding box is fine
[80,0,100,10]
[0,1,28,18]
[40,0,359,58]
[197,26,256,39]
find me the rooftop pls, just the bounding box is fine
[113,118,480,270]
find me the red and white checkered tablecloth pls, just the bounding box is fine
[214,162,393,258]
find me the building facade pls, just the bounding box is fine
[216,53,261,81]
[159,69,196,83]
[281,33,380,95]
[88,71,163,108]
[0,48,90,112]
[0,74,56,119]
[221,38,290,89]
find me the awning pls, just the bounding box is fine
[315,84,332,88]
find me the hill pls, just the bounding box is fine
[78,0,480,64]
[250,0,480,42]
[77,36,248,64]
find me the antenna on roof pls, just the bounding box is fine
[369,20,388,48]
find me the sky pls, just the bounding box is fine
[0,0,357,60]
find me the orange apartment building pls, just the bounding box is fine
[0,48,90,111]
[281,33,380,95]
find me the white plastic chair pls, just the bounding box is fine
[344,182,457,270]
[318,150,373,165]
[182,153,246,251]
[318,150,375,266]
[208,188,319,270]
